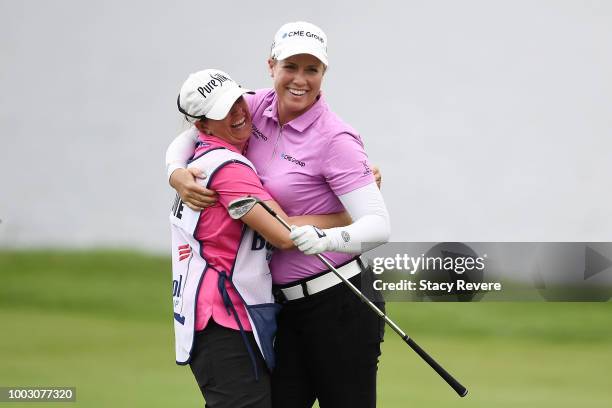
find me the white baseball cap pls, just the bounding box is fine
[177,69,253,121]
[270,21,328,66]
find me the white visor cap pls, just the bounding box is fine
[270,21,328,66]
[178,69,253,121]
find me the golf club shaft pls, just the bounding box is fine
[257,201,468,397]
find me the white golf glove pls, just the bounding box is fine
[290,225,333,255]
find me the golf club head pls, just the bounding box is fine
[228,197,259,219]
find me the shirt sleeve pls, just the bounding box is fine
[322,131,376,196]
[323,182,391,253]
[165,127,199,179]
[210,162,272,210]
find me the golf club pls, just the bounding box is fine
[228,197,468,397]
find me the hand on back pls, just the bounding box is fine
[169,168,218,210]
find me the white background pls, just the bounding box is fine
[1,0,611,252]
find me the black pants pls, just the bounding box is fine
[272,269,385,408]
[190,321,271,408]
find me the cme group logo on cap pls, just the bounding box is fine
[282,30,325,44]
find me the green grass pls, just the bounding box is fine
[1,250,611,407]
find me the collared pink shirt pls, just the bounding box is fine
[245,89,375,285]
[193,133,272,332]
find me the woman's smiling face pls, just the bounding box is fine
[196,97,251,149]
[268,53,325,124]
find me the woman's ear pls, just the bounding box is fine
[267,58,276,78]
[194,120,208,134]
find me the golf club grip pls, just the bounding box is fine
[405,337,468,397]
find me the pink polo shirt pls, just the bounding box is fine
[193,133,272,332]
[245,89,375,285]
